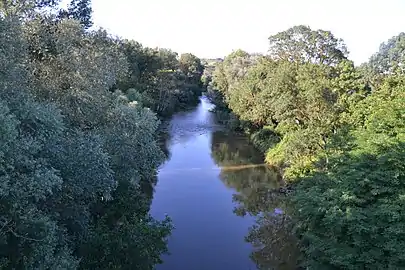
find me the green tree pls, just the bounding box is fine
[209,24,405,270]
[25,17,127,128]
[116,41,204,117]
[292,74,405,269]
[0,9,173,269]
[212,49,258,96]
[179,53,204,76]
[209,50,260,127]
[80,181,172,270]
[157,48,179,71]
[268,25,348,66]
[0,16,78,268]
[360,33,405,89]
[217,54,365,178]
[367,32,405,75]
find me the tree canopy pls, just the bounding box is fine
[209,26,405,269]
[268,25,348,65]
[0,2,205,268]
[367,32,405,75]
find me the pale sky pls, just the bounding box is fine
[89,0,405,65]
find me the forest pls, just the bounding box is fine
[0,0,205,269]
[207,25,405,269]
[1,0,404,269]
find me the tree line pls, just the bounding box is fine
[208,25,405,269]
[0,0,205,269]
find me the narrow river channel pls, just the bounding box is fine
[150,96,300,270]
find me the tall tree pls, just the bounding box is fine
[58,0,93,29]
[268,25,348,66]
[0,7,173,269]
[179,53,204,75]
[367,32,405,75]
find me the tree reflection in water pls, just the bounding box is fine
[211,131,302,270]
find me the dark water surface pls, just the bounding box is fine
[150,96,300,270]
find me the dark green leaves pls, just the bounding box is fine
[0,7,173,269]
[293,142,405,269]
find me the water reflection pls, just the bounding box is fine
[164,96,221,146]
[157,124,171,161]
[211,130,302,269]
[153,97,301,270]
[151,97,257,270]
[247,213,301,270]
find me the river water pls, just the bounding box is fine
[150,96,300,270]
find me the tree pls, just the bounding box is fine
[218,55,364,178]
[292,74,405,269]
[157,48,178,71]
[0,16,78,268]
[80,181,172,270]
[210,50,260,122]
[0,10,173,269]
[116,41,204,117]
[25,18,127,128]
[212,49,258,95]
[179,53,204,76]
[0,0,60,15]
[58,0,93,29]
[208,24,405,270]
[268,25,348,66]
[366,32,405,75]
[293,141,405,269]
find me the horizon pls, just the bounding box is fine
[81,0,405,65]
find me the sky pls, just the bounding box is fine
[87,0,405,65]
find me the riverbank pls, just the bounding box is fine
[204,35,405,268]
[207,103,279,165]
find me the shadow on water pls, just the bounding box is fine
[211,131,303,270]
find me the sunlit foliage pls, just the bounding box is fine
[210,25,405,269]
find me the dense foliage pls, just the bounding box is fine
[210,25,405,269]
[0,1,204,269]
[117,42,204,117]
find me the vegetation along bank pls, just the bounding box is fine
[206,25,405,269]
[0,0,205,269]
[1,0,404,268]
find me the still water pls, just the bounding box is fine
[150,96,300,270]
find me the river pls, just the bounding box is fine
[150,96,301,270]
